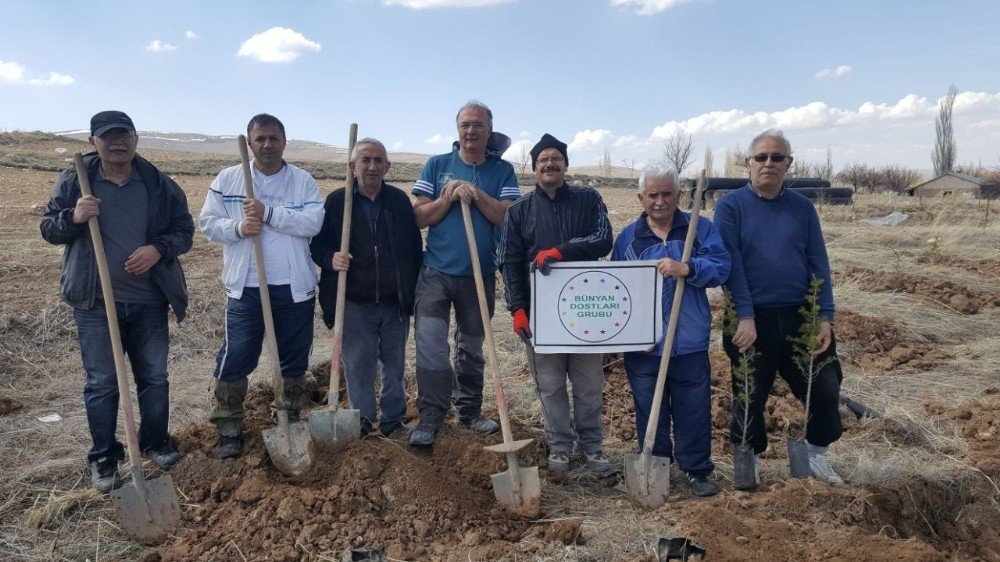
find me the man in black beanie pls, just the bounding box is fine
[500,133,616,477]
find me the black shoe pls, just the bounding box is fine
[408,423,438,447]
[218,435,244,459]
[90,457,123,494]
[686,473,719,497]
[380,422,410,437]
[143,441,180,469]
[458,415,500,435]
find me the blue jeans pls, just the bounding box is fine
[624,350,714,477]
[213,285,314,382]
[342,301,409,433]
[74,301,170,463]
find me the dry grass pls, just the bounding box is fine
[1,144,998,560]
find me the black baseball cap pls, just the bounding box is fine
[90,110,136,137]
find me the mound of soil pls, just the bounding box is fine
[836,266,1000,314]
[916,254,1000,279]
[835,310,952,372]
[925,388,1000,476]
[673,476,1000,560]
[0,396,24,416]
[155,379,566,561]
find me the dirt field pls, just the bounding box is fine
[1,132,998,561]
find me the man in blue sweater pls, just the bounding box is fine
[612,165,730,496]
[714,129,845,485]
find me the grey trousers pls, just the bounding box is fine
[525,344,605,454]
[342,300,409,433]
[414,267,494,425]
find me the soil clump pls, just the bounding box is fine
[835,310,952,372]
[836,265,1000,314]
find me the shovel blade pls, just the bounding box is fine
[624,452,671,509]
[787,439,811,479]
[307,407,361,450]
[111,474,181,543]
[490,465,541,517]
[263,420,315,476]
[733,445,759,490]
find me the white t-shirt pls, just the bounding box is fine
[245,164,293,287]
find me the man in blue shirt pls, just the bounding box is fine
[612,165,730,496]
[714,129,845,485]
[409,101,521,446]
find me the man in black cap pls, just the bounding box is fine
[500,133,615,476]
[41,110,193,493]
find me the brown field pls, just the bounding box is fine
[1,132,998,561]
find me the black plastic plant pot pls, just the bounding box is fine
[787,439,811,479]
[733,444,758,490]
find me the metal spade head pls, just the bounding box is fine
[490,465,541,517]
[308,406,362,451]
[111,472,182,543]
[624,452,672,509]
[733,445,759,490]
[263,411,315,476]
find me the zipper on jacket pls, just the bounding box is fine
[369,204,381,305]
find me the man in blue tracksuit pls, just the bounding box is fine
[611,165,730,497]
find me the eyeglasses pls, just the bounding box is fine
[536,156,565,165]
[98,130,136,141]
[458,121,487,131]
[751,153,790,163]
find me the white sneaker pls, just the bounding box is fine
[808,453,845,485]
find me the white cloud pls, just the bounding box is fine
[380,0,515,8]
[28,72,74,86]
[185,30,198,40]
[814,65,852,79]
[610,0,696,16]
[501,139,533,165]
[145,40,178,53]
[237,27,322,63]
[392,141,404,151]
[567,129,612,152]
[0,58,73,87]
[0,59,26,83]
[424,133,451,145]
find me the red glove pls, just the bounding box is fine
[512,309,532,342]
[533,248,563,275]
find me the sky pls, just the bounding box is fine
[2,0,999,173]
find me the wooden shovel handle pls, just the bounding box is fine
[460,201,516,446]
[640,171,708,456]
[237,136,287,411]
[73,154,146,475]
[328,123,358,408]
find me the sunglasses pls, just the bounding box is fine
[751,153,790,163]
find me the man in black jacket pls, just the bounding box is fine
[40,110,193,493]
[311,138,423,436]
[500,133,615,476]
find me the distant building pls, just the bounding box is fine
[905,172,984,198]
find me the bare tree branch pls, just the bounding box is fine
[933,84,958,175]
[663,131,695,175]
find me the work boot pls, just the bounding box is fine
[379,421,410,437]
[458,414,500,435]
[686,473,719,497]
[143,440,180,469]
[360,418,375,438]
[276,375,305,423]
[408,422,439,447]
[584,450,617,477]
[90,457,123,493]
[210,378,248,436]
[547,451,570,473]
[218,435,244,459]
[807,442,845,485]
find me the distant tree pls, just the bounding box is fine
[820,145,834,181]
[837,163,879,194]
[932,84,958,175]
[723,145,748,177]
[878,164,921,194]
[663,131,695,175]
[703,145,715,177]
[621,157,638,178]
[515,143,530,177]
[599,147,613,178]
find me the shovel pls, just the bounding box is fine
[72,154,181,543]
[625,172,707,509]
[460,200,541,517]
[308,123,362,448]
[237,136,315,476]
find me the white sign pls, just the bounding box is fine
[530,260,662,354]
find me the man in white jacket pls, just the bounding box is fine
[199,114,324,459]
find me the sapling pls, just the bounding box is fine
[786,277,838,478]
[721,290,760,489]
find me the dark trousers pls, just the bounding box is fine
[413,267,494,425]
[212,285,315,382]
[624,350,714,477]
[723,305,843,454]
[342,300,409,433]
[74,301,171,463]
